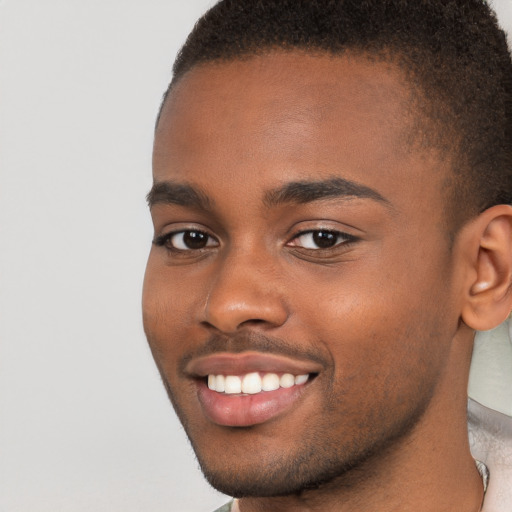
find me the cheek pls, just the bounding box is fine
[292,285,449,448]
[143,253,200,323]
[289,249,453,382]
[142,257,190,355]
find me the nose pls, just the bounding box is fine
[201,250,289,334]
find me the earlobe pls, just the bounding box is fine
[462,204,512,332]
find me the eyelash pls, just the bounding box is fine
[153,230,218,252]
[288,229,358,250]
[153,228,358,253]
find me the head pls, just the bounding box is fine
[143,0,512,501]
[161,0,512,232]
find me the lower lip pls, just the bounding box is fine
[196,380,310,427]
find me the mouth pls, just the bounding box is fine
[207,371,311,394]
[185,352,321,427]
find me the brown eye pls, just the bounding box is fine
[165,230,217,250]
[312,231,338,248]
[182,231,209,249]
[291,230,355,250]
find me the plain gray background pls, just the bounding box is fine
[1,1,511,511]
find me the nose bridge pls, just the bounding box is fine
[203,244,288,333]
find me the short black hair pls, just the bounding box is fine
[159,0,512,229]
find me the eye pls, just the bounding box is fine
[289,230,355,250]
[154,230,218,251]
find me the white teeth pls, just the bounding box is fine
[295,374,309,385]
[216,374,225,393]
[207,372,310,394]
[261,373,280,391]
[224,375,242,394]
[242,372,262,394]
[280,373,295,388]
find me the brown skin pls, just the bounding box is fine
[143,52,512,511]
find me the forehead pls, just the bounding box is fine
[154,52,448,217]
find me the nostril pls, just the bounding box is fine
[239,319,267,327]
[200,317,274,334]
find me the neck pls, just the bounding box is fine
[239,330,484,512]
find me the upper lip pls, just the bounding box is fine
[185,351,323,377]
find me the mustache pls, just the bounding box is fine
[178,331,329,375]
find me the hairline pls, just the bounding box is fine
[156,46,473,239]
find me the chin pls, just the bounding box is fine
[187,393,432,499]
[190,425,400,498]
[198,457,343,498]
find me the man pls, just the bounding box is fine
[142,1,512,510]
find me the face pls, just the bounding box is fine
[143,52,464,497]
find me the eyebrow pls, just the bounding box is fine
[146,181,212,210]
[147,176,390,211]
[263,177,390,207]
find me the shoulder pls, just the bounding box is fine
[212,501,234,512]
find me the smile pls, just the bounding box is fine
[207,372,310,394]
[185,352,322,427]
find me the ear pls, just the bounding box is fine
[461,204,512,331]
